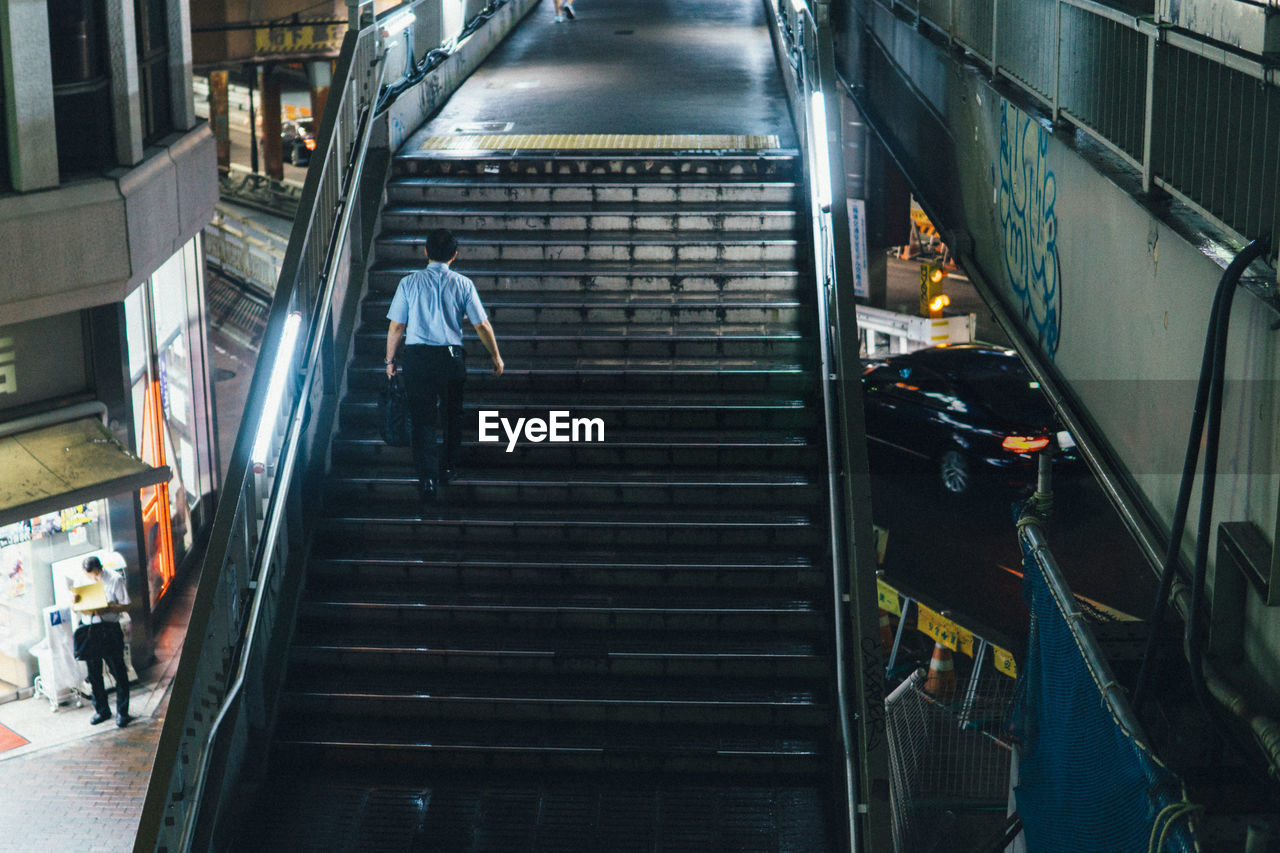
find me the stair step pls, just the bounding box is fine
[381,203,797,234]
[306,544,823,591]
[368,261,802,294]
[280,671,827,726]
[244,774,831,853]
[385,176,799,204]
[362,291,805,326]
[376,230,800,264]
[391,152,800,180]
[318,503,822,548]
[297,586,825,633]
[348,359,814,396]
[331,428,822,469]
[289,626,825,677]
[325,467,822,506]
[339,390,819,432]
[272,716,826,774]
[357,323,808,360]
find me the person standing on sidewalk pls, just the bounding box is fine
[385,228,504,502]
[76,556,132,728]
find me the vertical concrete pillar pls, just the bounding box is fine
[165,0,195,130]
[841,93,908,308]
[209,70,231,174]
[0,0,59,190]
[104,0,144,165]
[307,61,331,126]
[260,64,284,181]
[87,301,154,666]
[247,64,259,174]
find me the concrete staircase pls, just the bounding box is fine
[239,150,839,851]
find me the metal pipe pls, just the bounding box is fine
[0,400,108,438]
[1019,517,1154,750]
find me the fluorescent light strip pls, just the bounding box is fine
[251,312,303,472]
[382,9,416,36]
[810,90,832,212]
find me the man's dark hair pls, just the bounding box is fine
[426,229,458,262]
[83,556,103,573]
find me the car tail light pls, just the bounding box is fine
[1001,435,1050,453]
[304,138,316,150]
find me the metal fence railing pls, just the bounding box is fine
[134,5,387,850]
[872,0,1280,266]
[202,204,289,297]
[769,1,896,849]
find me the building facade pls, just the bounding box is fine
[0,0,218,694]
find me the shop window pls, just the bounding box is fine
[134,0,171,144]
[47,0,115,174]
[126,241,213,606]
[0,502,111,694]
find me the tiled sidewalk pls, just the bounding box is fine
[0,717,161,853]
[0,576,188,853]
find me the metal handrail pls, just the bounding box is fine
[134,12,385,851]
[172,60,384,853]
[772,2,891,849]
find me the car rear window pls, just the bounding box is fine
[947,361,1053,421]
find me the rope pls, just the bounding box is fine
[1146,802,1202,853]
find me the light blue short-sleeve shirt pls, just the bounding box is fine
[387,262,487,346]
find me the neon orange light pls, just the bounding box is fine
[140,380,175,598]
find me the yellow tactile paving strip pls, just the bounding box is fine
[418,133,783,151]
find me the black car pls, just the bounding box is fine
[861,344,1076,495]
[282,119,315,165]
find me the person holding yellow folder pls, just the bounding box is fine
[75,556,132,728]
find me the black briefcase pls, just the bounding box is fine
[380,375,412,446]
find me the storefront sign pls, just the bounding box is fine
[848,198,870,299]
[254,21,344,56]
[0,337,14,396]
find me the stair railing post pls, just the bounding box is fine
[807,4,895,849]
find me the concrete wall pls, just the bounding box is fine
[0,126,217,325]
[379,0,540,152]
[842,7,1280,705]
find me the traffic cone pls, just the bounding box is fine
[879,609,894,650]
[923,641,957,700]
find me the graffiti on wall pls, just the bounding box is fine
[997,102,1062,356]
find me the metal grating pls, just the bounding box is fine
[997,0,1056,102]
[951,0,994,64]
[918,0,950,31]
[417,134,785,151]
[1152,42,1280,245]
[1057,4,1148,164]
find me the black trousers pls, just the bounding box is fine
[85,622,129,717]
[402,344,466,483]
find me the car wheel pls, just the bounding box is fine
[939,449,971,495]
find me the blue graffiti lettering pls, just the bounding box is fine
[997,102,1061,356]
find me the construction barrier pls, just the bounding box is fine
[1011,524,1197,852]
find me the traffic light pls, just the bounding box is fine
[919,262,950,318]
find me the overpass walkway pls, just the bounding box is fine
[137,0,889,850]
